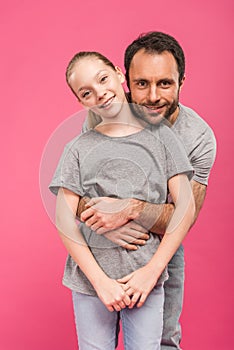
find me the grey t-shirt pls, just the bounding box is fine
[50,123,193,295]
[82,103,216,186]
[172,104,216,185]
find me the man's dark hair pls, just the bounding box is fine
[124,31,185,88]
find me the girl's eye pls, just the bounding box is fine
[100,75,108,83]
[82,91,91,98]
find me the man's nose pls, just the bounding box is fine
[148,86,160,103]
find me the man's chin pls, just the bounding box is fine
[142,113,165,125]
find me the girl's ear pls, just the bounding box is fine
[115,66,125,84]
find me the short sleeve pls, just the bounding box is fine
[49,141,84,197]
[159,125,194,181]
[190,127,216,185]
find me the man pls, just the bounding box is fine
[79,32,216,349]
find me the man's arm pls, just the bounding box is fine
[77,196,91,218]
[78,180,206,235]
[136,180,206,233]
[190,180,207,223]
[79,196,169,234]
[77,197,150,250]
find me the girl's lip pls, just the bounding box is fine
[99,96,115,109]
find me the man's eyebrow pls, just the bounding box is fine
[132,78,148,82]
[158,78,174,84]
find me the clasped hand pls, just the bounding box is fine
[81,197,157,310]
[97,265,159,312]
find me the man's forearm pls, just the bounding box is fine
[135,202,175,235]
[136,181,207,234]
[76,180,207,243]
[78,196,174,235]
[191,180,206,224]
[77,196,90,219]
[137,182,207,235]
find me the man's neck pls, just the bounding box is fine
[167,105,180,126]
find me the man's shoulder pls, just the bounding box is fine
[150,121,177,141]
[150,122,186,152]
[173,104,216,164]
[175,104,212,132]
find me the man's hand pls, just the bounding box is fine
[77,196,90,219]
[104,221,150,250]
[80,197,145,234]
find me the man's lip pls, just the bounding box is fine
[141,105,166,115]
[144,105,165,111]
[98,96,115,109]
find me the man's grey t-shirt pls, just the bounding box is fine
[50,123,193,295]
[171,104,216,185]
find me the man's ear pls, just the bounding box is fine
[115,66,125,84]
[179,76,185,91]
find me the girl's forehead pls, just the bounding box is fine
[75,57,109,70]
[69,59,112,90]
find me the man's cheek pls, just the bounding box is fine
[131,92,142,104]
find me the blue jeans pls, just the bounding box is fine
[72,284,164,350]
[161,245,184,350]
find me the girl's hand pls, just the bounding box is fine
[117,265,159,309]
[95,277,131,312]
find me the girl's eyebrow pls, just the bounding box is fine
[77,70,108,93]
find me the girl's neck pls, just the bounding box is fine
[96,102,145,137]
[95,122,143,137]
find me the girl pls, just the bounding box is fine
[49,51,195,350]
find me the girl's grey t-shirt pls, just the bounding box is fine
[49,123,193,295]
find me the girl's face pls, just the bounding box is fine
[69,57,126,120]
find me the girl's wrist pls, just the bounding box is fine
[91,271,109,290]
[147,259,165,280]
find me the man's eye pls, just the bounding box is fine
[137,81,147,88]
[160,81,171,88]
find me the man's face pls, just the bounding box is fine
[129,49,184,125]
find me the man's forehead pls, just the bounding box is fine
[129,50,179,78]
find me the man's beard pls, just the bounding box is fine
[162,98,179,121]
[129,94,179,126]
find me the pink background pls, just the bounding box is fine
[1,1,233,349]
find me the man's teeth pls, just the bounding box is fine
[146,106,161,110]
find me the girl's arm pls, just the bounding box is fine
[56,187,130,311]
[118,173,195,308]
